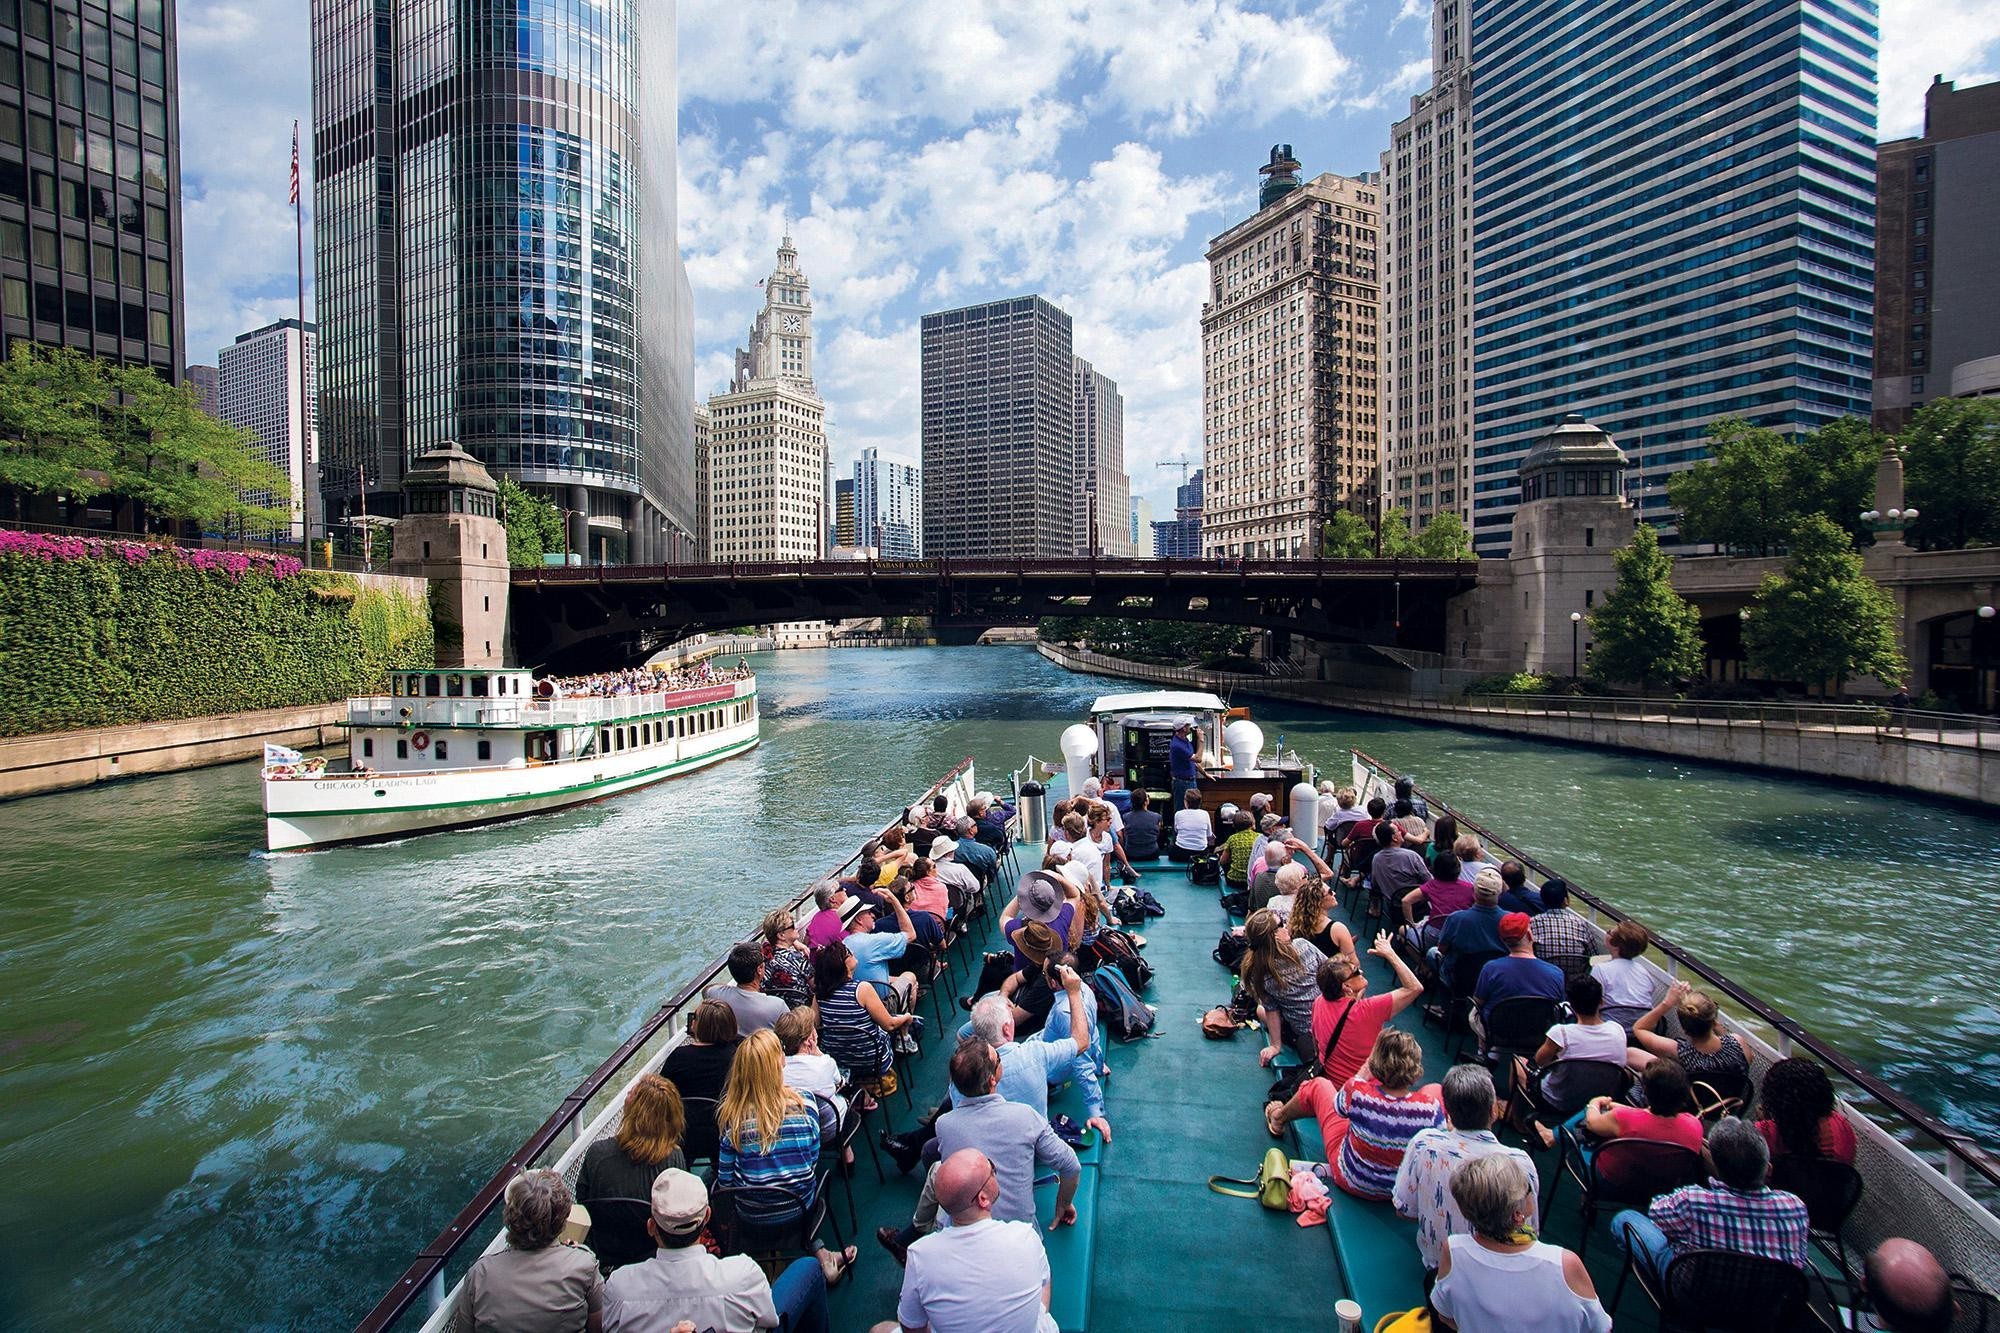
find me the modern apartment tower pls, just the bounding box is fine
[832,476,856,548]
[1466,0,1877,554]
[0,0,184,379]
[704,237,826,562]
[1380,0,1474,533]
[920,296,1075,559]
[1201,148,1381,560]
[309,0,695,562]
[219,318,317,539]
[854,447,921,558]
[1072,355,1131,556]
[1874,77,2000,429]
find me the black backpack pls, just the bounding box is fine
[1109,887,1148,925]
[1090,967,1157,1042]
[1188,855,1221,886]
[1213,929,1249,972]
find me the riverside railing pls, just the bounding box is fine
[352,758,980,1333]
[0,517,373,571]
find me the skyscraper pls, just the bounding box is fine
[1467,0,1877,553]
[921,296,1075,558]
[0,0,184,381]
[1201,148,1381,560]
[310,0,693,563]
[1380,0,1474,534]
[704,236,826,562]
[854,447,921,558]
[219,318,316,540]
[185,363,219,417]
[1128,495,1153,554]
[1874,77,2000,429]
[1072,355,1131,556]
[1152,467,1204,558]
[833,476,856,548]
[692,402,711,561]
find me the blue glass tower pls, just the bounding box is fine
[1467,0,1878,554]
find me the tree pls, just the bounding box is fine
[1903,397,2000,551]
[1412,509,1474,560]
[1587,524,1705,689]
[1792,415,1883,547]
[0,344,116,509]
[1668,419,1796,555]
[1321,510,1374,558]
[1377,506,1416,557]
[1743,515,1906,697]
[496,476,567,567]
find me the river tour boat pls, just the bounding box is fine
[1079,688,1314,812]
[261,666,759,852]
[358,741,2000,1333]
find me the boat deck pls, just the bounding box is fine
[824,839,1677,1331]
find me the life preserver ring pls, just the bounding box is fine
[411,731,431,750]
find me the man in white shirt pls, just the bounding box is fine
[882,1148,1059,1333]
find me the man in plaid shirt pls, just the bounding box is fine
[1614,1117,1810,1282]
[1529,880,1606,984]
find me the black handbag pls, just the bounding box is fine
[1264,992,1359,1105]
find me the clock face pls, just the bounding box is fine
[781,315,804,333]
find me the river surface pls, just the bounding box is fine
[0,645,1996,1330]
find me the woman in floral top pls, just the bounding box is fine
[758,909,812,1011]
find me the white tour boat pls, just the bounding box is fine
[261,665,760,851]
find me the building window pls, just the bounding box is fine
[1914,156,1931,183]
[1911,324,1926,341]
[1912,376,1926,394]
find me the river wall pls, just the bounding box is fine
[1038,641,2000,811]
[0,701,349,799]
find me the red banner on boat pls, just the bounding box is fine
[660,684,739,707]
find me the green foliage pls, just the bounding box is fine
[1321,510,1375,558]
[1044,615,1252,666]
[1465,672,1560,696]
[1412,509,1473,560]
[0,344,290,531]
[1669,415,1885,554]
[496,476,565,567]
[1587,524,1706,688]
[1902,397,2000,551]
[1377,506,1416,557]
[1743,515,1906,696]
[0,551,433,737]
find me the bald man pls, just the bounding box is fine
[884,1149,1058,1333]
[1864,1239,1955,1332]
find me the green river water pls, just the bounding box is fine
[0,645,1995,1330]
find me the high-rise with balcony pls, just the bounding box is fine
[0,0,183,381]
[310,0,694,562]
[1467,0,1877,554]
[1073,355,1131,555]
[1201,147,1381,560]
[921,296,1075,558]
[854,446,921,558]
[219,318,316,540]
[1381,0,1473,534]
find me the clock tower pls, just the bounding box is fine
[734,234,814,392]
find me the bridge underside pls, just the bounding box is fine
[510,563,1477,673]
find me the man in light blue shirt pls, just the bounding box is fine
[954,979,1105,1139]
[843,897,918,1008]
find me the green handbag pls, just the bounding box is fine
[1207,1147,1292,1210]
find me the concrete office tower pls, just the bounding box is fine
[855,447,921,558]
[0,0,184,379]
[1152,467,1204,558]
[1467,0,1877,554]
[185,364,219,417]
[704,236,826,562]
[833,477,856,547]
[1874,77,2000,429]
[921,296,1076,558]
[1201,148,1381,560]
[1072,356,1131,556]
[310,0,694,562]
[1129,496,1153,554]
[1380,0,1473,533]
[693,403,711,561]
[219,318,317,540]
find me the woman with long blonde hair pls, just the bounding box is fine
[574,1073,686,1206]
[1240,908,1331,1067]
[714,1030,856,1283]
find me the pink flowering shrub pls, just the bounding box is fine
[0,528,302,581]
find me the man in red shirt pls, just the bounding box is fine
[1310,932,1426,1085]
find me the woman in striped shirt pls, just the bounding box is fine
[714,1030,858,1285]
[1269,1028,1444,1201]
[812,939,907,1103]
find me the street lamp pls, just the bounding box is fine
[1569,610,1583,678]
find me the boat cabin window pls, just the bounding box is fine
[445,675,464,698]
[390,678,402,697]
[471,676,489,698]
[599,728,611,751]
[362,738,374,758]
[477,740,491,761]
[434,740,448,760]
[406,675,422,695]
[425,676,441,698]
[397,739,409,759]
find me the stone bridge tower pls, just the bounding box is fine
[390,445,512,668]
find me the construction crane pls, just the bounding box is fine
[1157,459,1194,487]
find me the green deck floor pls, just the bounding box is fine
[824,845,1670,1331]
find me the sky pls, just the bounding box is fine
[179,1,2000,520]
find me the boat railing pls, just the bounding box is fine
[1350,747,2000,1288]
[344,681,753,730]
[352,757,981,1333]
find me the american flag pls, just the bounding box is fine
[289,121,300,206]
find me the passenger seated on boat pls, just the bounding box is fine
[1220,811,1261,890]
[1394,1064,1541,1275]
[1613,1115,1811,1283]
[1467,912,1564,1050]
[1395,776,1432,821]
[874,1148,1064,1333]
[813,938,912,1102]
[577,1074,689,1218]
[1314,933,1426,1086]
[1367,820,1431,919]
[1564,1057,1704,1164]
[1862,1238,1957,1333]
[1168,787,1214,862]
[877,827,917,871]
[663,1002,741,1162]
[1495,861,1544,915]
[714,1031,859,1287]
[1755,1057,1858,1167]
[904,857,952,939]
[841,898,920,1011]
[1592,920,1659,1030]
[1322,785,1366,851]
[446,1169,603,1333]
[927,837,983,914]
[1002,872,1080,970]
[803,882,850,956]
[1510,974,1630,1146]
[1626,983,1751,1106]
[971,793,1012,852]
[1249,812,1285,876]
[1453,835,1504,888]
[706,943,790,1035]
[758,911,813,1011]
[1121,787,1162,861]
[1247,840,1292,912]
[1431,1154,1610,1333]
[1270,868,1357,963]
[774,1007,847,1130]
[919,794,959,838]
[1266,1028,1445,1201]
[1241,908,1333,1067]
[996,923,1064,1037]
[1049,812,1105,894]
[957,978,1097,1123]
[949,818,1000,886]
[601,1167,830,1333]
[1403,853,1478,953]
[1528,881,1602,984]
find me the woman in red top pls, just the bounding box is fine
[1570,1058,1703,1169]
[1756,1057,1858,1166]
[1310,932,1426,1085]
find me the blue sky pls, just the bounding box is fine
[180,0,1998,519]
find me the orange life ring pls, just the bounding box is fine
[411,731,431,750]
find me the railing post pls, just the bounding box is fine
[425,1269,447,1316]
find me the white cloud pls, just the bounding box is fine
[1877,0,2000,138]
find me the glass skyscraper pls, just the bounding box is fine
[311,0,694,562]
[1468,0,1877,554]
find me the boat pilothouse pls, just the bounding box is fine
[261,664,760,851]
[1081,689,1313,813]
